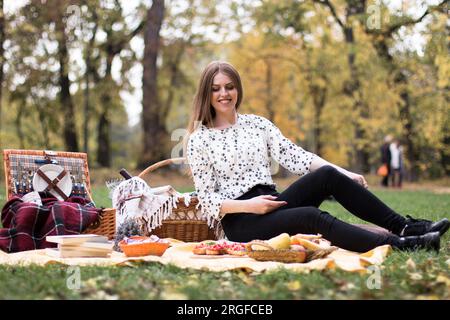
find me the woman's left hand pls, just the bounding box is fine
[346,171,368,189]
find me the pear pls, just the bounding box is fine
[267,233,291,250]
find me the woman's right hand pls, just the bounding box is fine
[244,195,288,214]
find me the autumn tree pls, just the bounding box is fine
[83,1,144,167]
[5,1,77,149]
[361,0,448,179]
[139,0,165,168]
[139,0,221,167]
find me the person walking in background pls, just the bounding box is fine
[380,135,392,187]
[390,139,403,188]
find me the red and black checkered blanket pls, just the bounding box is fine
[0,193,102,253]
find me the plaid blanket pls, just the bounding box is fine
[0,192,102,253]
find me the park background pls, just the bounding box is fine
[0,0,448,185]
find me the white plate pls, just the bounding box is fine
[32,164,72,201]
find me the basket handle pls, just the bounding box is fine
[138,157,186,179]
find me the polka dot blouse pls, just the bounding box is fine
[186,113,316,226]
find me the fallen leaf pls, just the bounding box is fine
[406,258,416,271]
[416,294,439,300]
[160,290,188,300]
[340,282,356,291]
[84,278,99,288]
[286,280,301,291]
[186,274,200,286]
[435,274,450,287]
[91,290,119,300]
[408,272,423,281]
[236,271,254,286]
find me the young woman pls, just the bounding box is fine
[185,61,449,253]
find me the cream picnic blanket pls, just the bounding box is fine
[0,241,392,273]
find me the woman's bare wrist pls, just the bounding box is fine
[220,199,249,215]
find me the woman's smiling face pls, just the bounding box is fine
[210,72,238,114]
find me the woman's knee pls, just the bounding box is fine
[312,166,342,186]
[315,165,338,177]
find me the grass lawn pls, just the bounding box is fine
[0,186,449,300]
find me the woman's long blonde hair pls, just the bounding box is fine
[182,61,243,158]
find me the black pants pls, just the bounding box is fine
[221,166,407,252]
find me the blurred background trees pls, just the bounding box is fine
[0,0,448,180]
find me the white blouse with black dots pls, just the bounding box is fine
[186,113,317,226]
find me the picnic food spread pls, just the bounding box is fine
[260,232,291,250]
[191,233,337,263]
[193,241,247,256]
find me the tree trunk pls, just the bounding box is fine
[96,107,111,168]
[441,115,450,176]
[15,104,25,149]
[140,0,165,168]
[315,0,369,172]
[56,12,79,152]
[83,10,97,155]
[310,83,327,156]
[36,104,51,149]
[264,59,289,177]
[343,21,369,173]
[96,50,114,168]
[441,25,450,175]
[161,42,186,122]
[397,72,420,180]
[83,69,90,154]
[302,44,327,157]
[0,0,4,147]
[265,60,275,122]
[88,4,143,167]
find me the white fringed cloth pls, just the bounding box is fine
[112,177,193,234]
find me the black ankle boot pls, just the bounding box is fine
[395,231,440,252]
[399,215,450,237]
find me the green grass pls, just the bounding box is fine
[0,186,449,299]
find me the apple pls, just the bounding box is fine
[267,233,291,250]
[289,244,306,251]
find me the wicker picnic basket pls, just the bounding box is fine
[245,241,338,263]
[136,157,217,242]
[245,241,307,263]
[2,149,116,240]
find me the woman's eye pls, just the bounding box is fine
[212,85,234,92]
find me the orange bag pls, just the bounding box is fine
[377,164,388,177]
